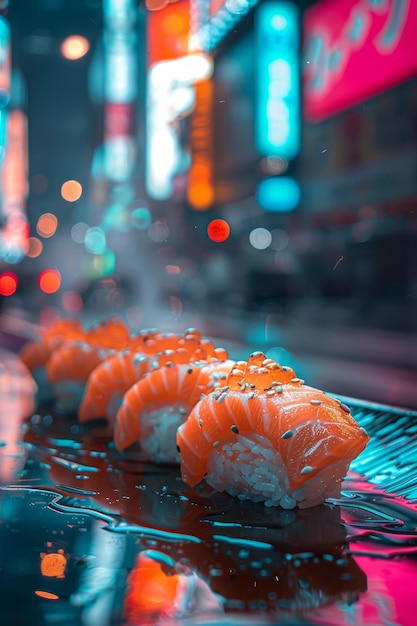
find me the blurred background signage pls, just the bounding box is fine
[255,1,300,159]
[303,0,416,121]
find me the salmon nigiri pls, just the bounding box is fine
[45,317,130,414]
[177,351,370,510]
[78,328,218,426]
[19,317,85,404]
[114,353,235,463]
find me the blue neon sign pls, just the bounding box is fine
[255,2,300,159]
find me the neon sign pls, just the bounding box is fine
[187,78,214,210]
[255,2,300,159]
[303,0,416,122]
[191,0,260,52]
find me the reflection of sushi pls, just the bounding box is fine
[177,351,369,509]
[124,550,224,622]
[22,409,367,620]
[78,328,225,427]
[114,357,235,463]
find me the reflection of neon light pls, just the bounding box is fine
[146,55,213,200]
[255,2,300,159]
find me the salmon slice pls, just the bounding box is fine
[113,358,235,461]
[177,352,369,508]
[78,326,228,425]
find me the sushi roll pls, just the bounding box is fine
[177,351,370,509]
[114,354,235,463]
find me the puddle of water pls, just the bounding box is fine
[0,403,417,625]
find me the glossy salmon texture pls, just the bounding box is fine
[78,327,227,426]
[177,351,370,491]
[45,316,130,385]
[113,357,235,457]
[19,317,84,372]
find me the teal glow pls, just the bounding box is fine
[84,227,106,254]
[130,206,151,230]
[255,2,300,158]
[257,176,300,212]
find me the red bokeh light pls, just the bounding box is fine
[38,269,61,294]
[207,219,230,243]
[0,271,18,296]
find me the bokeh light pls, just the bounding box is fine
[84,227,106,254]
[130,206,151,230]
[38,269,61,294]
[187,180,214,211]
[249,227,272,250]
[148,220,169,243]
[27,237,43,258]
[0,271,18,296]
[71,221,89,243]
[207,219,230,243]
[61,179,82,202]
[60,35,90,60]
[62,290,83,313]
[257,177,300,212]
[36,212,58,238]
[166,264,180,274]
[270,228,289,251]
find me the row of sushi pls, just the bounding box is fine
[19,316,370,510]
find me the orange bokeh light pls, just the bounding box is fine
[61,180,82,202]
[27,237,43,258]
[34,591,59,600]
[38,269,62,294]
[36,212,58,238]
[60,35,90,60]
[0,271,18,296]
[187,181,214,210]
[207,219,230,243]
[40,552,67,578]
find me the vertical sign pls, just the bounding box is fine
[187,78,214,210]
[255,1,300,159]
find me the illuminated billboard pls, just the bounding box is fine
[303,0,417,122]
[255,1,300,159]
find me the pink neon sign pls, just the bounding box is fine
[303,0,416,122]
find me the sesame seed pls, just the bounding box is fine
[300,466,313,475]
[230,425,239,434]
[291,377,301,383]
[176,444,181,453]
[310,399,322,406]
[199,419,203,428]
[212,440,220,447]
[339,402,350,413]
[282,430,293,439]
[360,427,368,436]
[248,391,256,399]
[216,392,227,404]
[266,389,276,396]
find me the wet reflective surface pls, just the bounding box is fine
[1,350,417,625]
